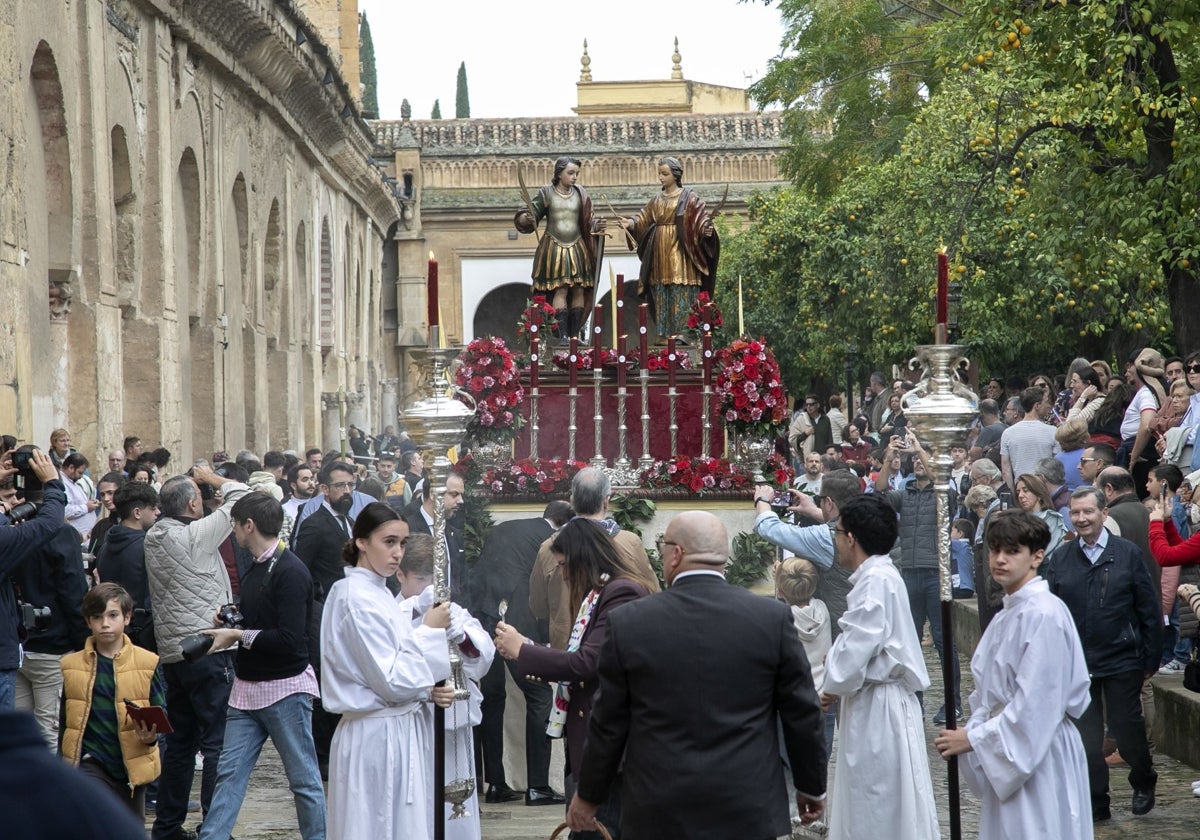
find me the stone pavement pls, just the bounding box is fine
[180,640,1200,839]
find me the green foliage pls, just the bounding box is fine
[725,531,777,589]
[607,494,656,537]
[455,61,470,119]
[431,99,442,120]
[735,0,1200,382]
[358,13,378,119]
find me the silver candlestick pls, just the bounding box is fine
[638,368,654,471]
[590,367,606,468]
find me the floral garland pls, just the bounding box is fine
[713,337,788,437]
[454,337,525,443]
[551,347,620,371]
[640,455,750,494]
[517,295,559,343]
[644,347,693,372]
[484,457,587,495]
[762,452,795,488]
[685,291,723,344]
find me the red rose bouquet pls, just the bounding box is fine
[644,347,692,372]
[551,348,619,371]
[517,296,559,343]
[454,336,525,444]
[483,457,587,495]
[713,337,788,437]
[685,291,723,344]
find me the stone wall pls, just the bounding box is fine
[0,0,398,467]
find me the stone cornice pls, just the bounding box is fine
[149,0,398,229]
[419,182,782,212]
[370,112,786,158]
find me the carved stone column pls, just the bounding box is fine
[345,388,367,432]
[321,391,342,454]
[48,271,75,432]
[380,379,399,436]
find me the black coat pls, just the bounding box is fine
[473,516,553,639]
[1045,533,1162,677]
[96,523,153,645]
[12,523,89,655]
[404,507,470,609]
[293,506,351,601]
[0,482,67,669]
[576,574,826,840]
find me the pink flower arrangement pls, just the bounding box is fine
[483,457,587,495]
[454,337,525,443]
[640,455,750,495]
[713,337,788,437]
[551,348,620,371]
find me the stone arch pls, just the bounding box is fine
[230,172,249,322]
[111,124,138,309]
[295,221,317,443]
[472,283,530,349]
[178,145,215,460]
[24,39,75,440]
[263,198,282,293]
[263,199,287,447]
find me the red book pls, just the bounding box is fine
[124,699,174,734]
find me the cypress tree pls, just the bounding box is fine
[358,13,378,119]
[455,61,470,118]
[431,99,442,119]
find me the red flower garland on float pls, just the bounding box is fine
[483,457,587,495]
[454,337,525,443]
[644,347,693,372]
[685,291,723,344]
[713,337,788,437]
[517,296,559,342]
[640,455,750,495]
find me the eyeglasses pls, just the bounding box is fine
[1186,364,1200,373]
[655,537,681,554]
[812,495,826,506]
[1078,457,1098,464]
[326,481,355,491]
[804,402,817,408]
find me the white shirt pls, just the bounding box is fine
[1120,385,1158,439]
[1079,527,1110,564]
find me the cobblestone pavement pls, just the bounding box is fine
[182,643,1198,839]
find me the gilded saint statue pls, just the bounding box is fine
[619,157,719,343]
[514,156,607,344]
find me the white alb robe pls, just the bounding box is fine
[821,554,940,840]
[961,576,1093,840]
[320,566,452,840]
[401,595,496,840]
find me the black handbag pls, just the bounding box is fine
[1185,650,1200,693]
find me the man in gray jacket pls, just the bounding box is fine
[145,465,248,840]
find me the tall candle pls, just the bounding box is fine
[609,265,619,346]
[569,337,579,389]
[530,337,539,388]
[702,331,713,386]
[667,337,677,388]
[427,251,439,329]
[738,274,745,336]
[614,272,624,346]
[936,249,949,329]
[617,334,627,388]
[593,304,604,355]
[638,303,649,364]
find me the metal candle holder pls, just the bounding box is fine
[567,385,578,462]
[528,386,540,459]
[901,343,977,840]
[590,367,606,468]
[638,368,654,470]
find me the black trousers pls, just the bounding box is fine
[1072,669,1157,809]
[479,646,553,789]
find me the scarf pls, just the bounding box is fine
[546,574,608,738]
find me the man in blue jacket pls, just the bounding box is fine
[1044,485,1161,822]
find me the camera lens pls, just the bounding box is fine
[179,633,215,662]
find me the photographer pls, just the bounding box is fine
[0,449,68,713]
[144,464,248,839]
[195,493,324,840]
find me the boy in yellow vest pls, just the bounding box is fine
[60,582,165,815]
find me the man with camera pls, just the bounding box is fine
[194,492,324,840]
[145,465,248,840]
[0,449,68,713]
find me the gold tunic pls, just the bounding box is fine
[636,191,702,287]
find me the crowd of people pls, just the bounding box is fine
[2,346,1200,840]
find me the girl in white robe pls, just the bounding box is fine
[935,509,1093,840]
[398,533,496,840]
[320,502,453,840]
[820,553,940,840]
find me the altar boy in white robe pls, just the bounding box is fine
[399,534,495,840]
[935,510,1092,840]
[819,494,940,840]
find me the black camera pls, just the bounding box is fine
[771,489,793,509]
[6,500,41,524]
[10,445,44,496]
[186,467,215,502]
[19,602,51,632]
[179,602,244,663]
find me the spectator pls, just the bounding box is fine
[1000,387,1060,490]
[86,471,126,555]
[1078,442,1117,488]
[968,400,1006,465]
[1122,348,1167,492]
[1013,473,1066,556]
[826,394,848,446]
[95,481,159,650]
[60,452,100,539]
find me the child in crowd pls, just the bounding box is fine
[398,533,494,840]
[59,582,165,816]
[935,510,1092,840]
[774,557,832,822]
[951,518,976,598]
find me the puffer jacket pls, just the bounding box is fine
[1045,533,1162,677]
[882,479,945,570]
[144,482,248,663]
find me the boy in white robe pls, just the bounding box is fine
[819,494,940,840]
[935,509,1092,840]
[398,534,495,840]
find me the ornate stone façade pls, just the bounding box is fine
[0,0,399,467]
[370,43,789,402]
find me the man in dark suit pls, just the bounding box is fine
[476,501,574,804]
[569,511,826,838]
[404,471,470,608]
